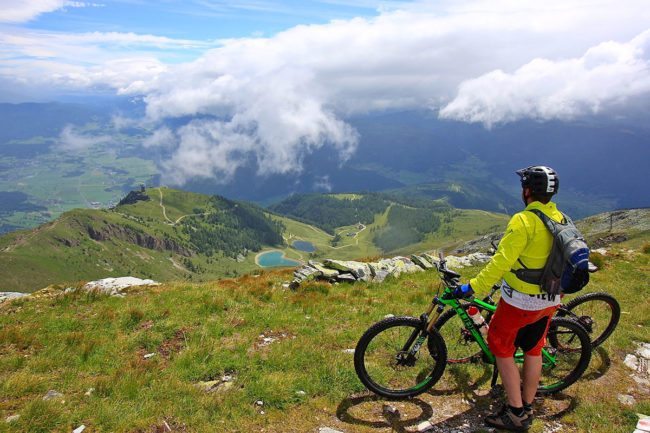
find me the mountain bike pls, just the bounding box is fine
[353,254,592,399]
[435,286,620,364]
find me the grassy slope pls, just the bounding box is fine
[0,237,648,433]
[0,188,262,292]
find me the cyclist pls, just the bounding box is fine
[453,165,563,432]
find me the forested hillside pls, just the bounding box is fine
[269,193,390,234]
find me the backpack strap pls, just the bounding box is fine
[508,208,558,285]
[526,208,561,233]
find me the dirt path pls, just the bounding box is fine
[157,188,174,224]
[329,223,366,250]
[2,217,66,253]
[157,187,213,226]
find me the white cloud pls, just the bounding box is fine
[0,0,105,23]
[142,126,176,149]
[314,175,333,192]
[0,0,66,23]
[58,125,112,151]
[439,30,650,127]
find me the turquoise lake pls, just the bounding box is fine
[292,240,316,252]
[257,251,301,268]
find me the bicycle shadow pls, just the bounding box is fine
[581,346,611,381]
[337,365,581,433]
[337,389,578,432]
[336,394,434,432]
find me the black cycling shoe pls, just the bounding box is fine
[485,404,531,432]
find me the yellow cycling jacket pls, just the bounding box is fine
[469,201,564,296]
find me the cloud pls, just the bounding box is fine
[142,126,176,149]
[439,30,650,127]
[314,175,332,192]
[3,0,650,182]
[58,125,112,151]
[0,0,105,23]
[0,0,66,23]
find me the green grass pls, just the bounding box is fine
[1,237,648,432]
[0,135,157,231]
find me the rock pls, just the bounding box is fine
[82,277,160,296]
[637,417,650,432]
[625,354,640,371]
[43,390,64,401]
[592,233,628,248]
[84,387,95,397]
[318,428,344,433]
[236,254,246,263]
[453,233,503,255]
[196,380,220,392]
[282,283,290,289]
[372,269,390,283]
[618,394,636,406]
[5,415,20,423]
[143,353,156,359]
[411,255,434,269]
[384,314,395,319]
[295,390,306,396]
[0,292,28,303]
[336,273,357,282]
[309,261,340,278]
[342,348,355,354]
[73,425,86,433]
[383,404,400,418]
[633,375,650,387]
[444,252,492,269]
[637,342,650,358]
[255,400,264,406]
[324,260,372,281]
[592,248,608,255]
[217,381,234,393]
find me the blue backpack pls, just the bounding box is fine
[513,209,590,295]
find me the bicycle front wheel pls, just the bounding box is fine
[557,292,620,347]
[354,316,447,399]
[434,303,491,364]
[537,317,592,395]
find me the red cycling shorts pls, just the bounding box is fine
[487,299,558,358]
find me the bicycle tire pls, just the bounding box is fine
[536,317,592,395]
[433,304,491,364]
[556,292,620,348]
[354,316,447,399]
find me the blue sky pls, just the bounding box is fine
[20,1,398,40]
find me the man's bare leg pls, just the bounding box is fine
[496,356,523,407]
[522,354,542,404]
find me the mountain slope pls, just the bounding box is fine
[0,187,284,292]
[0,232,648,432]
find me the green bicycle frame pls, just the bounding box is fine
[427,286,558,368]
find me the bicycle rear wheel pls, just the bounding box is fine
[556,292,620,347]
[354,316,447,399]
[536,317,592,395]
